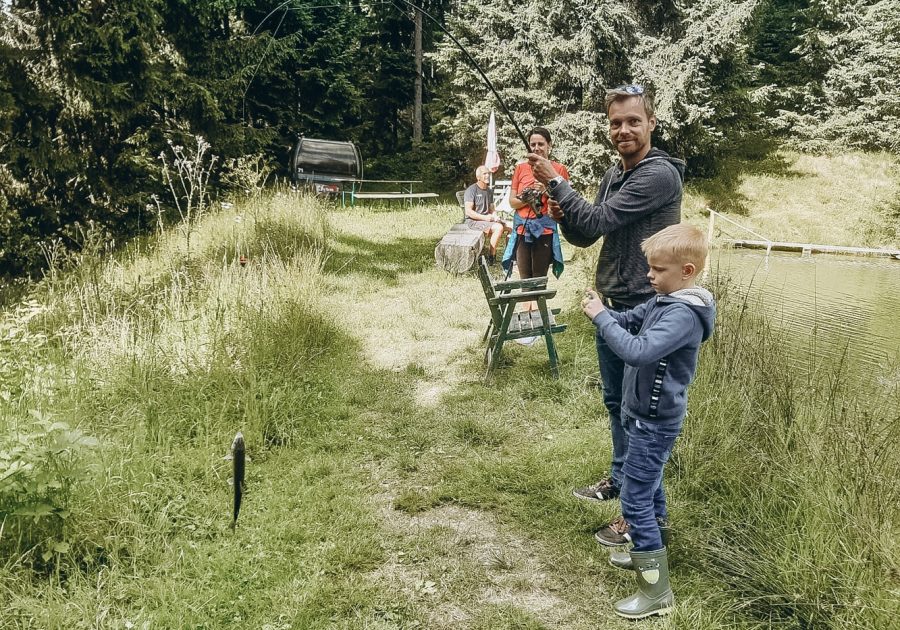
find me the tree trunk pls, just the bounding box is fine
[413,9,423,145]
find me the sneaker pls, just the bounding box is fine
[572,477,620,502]
[515,335,538,346]
[486,254,496,265]
[594,515,631,547]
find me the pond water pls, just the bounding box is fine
[710,249,900,380]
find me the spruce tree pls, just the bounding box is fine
[771,0,900,151]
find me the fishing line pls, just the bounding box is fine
[242,5,289,122]
[243,0,531,151]
[251,0,394,36]
[243,1,392,120]
[385,0,542,280]
[244,2,544,316]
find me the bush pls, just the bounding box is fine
[0,411,98,565]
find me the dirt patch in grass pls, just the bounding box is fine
[373,497,582,628]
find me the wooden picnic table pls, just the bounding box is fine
[336,179,438,207]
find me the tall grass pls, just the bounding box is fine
[0,191,378,625]
[667,274,900,628]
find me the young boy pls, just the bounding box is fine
[580,223,715,619]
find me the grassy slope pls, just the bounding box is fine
[1,153,898,628]
[684,150,900,248]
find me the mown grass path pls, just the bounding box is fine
[293,204,645,629]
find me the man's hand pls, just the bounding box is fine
[548,199,563,222]
[526,153,556,184]
[581,289,605,320]
[485,212,510,228]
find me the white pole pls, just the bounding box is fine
[704,210,715,281]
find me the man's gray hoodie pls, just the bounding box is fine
[591,287,716,424]
[550,148,686,305]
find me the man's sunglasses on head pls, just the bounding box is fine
[611,84,644,95]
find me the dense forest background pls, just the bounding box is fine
[1,0,898,281]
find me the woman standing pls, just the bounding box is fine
[502,127,569,285]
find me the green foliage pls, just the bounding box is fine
[353,1,451,159]
[3,0,899,284]
[432,0,635,186]
[0,0,180,278]
[749,0,812,95]
[757,0,900,152]
[0,301,50,403]
[0,411,98,563]
[635,0,765,175]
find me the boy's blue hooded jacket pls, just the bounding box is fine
[592,287,716,424]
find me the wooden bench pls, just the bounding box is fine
[476,256,567,383]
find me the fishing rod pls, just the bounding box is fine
[388,0,531,153]
[245,0,532,152]
[388,0,549,283]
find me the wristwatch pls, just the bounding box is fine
[548,175,564,192]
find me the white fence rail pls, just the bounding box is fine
[705,207,774,277]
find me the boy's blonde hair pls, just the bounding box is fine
[641,223,708,275]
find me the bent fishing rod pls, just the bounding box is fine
[390,0,550,281]
[248,1,543,275]
[388,0,531,153]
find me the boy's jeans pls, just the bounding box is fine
[596,329,628,489]
[620,414,683,552]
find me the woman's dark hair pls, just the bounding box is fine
[527,126,552,145]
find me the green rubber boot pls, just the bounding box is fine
[612,548,674,619]
[609,521,671,570]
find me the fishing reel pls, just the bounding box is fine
[519,187,545,217]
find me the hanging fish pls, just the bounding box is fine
[230,432,245,529]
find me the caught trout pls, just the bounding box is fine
[230,432,245,529]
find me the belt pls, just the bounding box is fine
[602,296,634,310]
